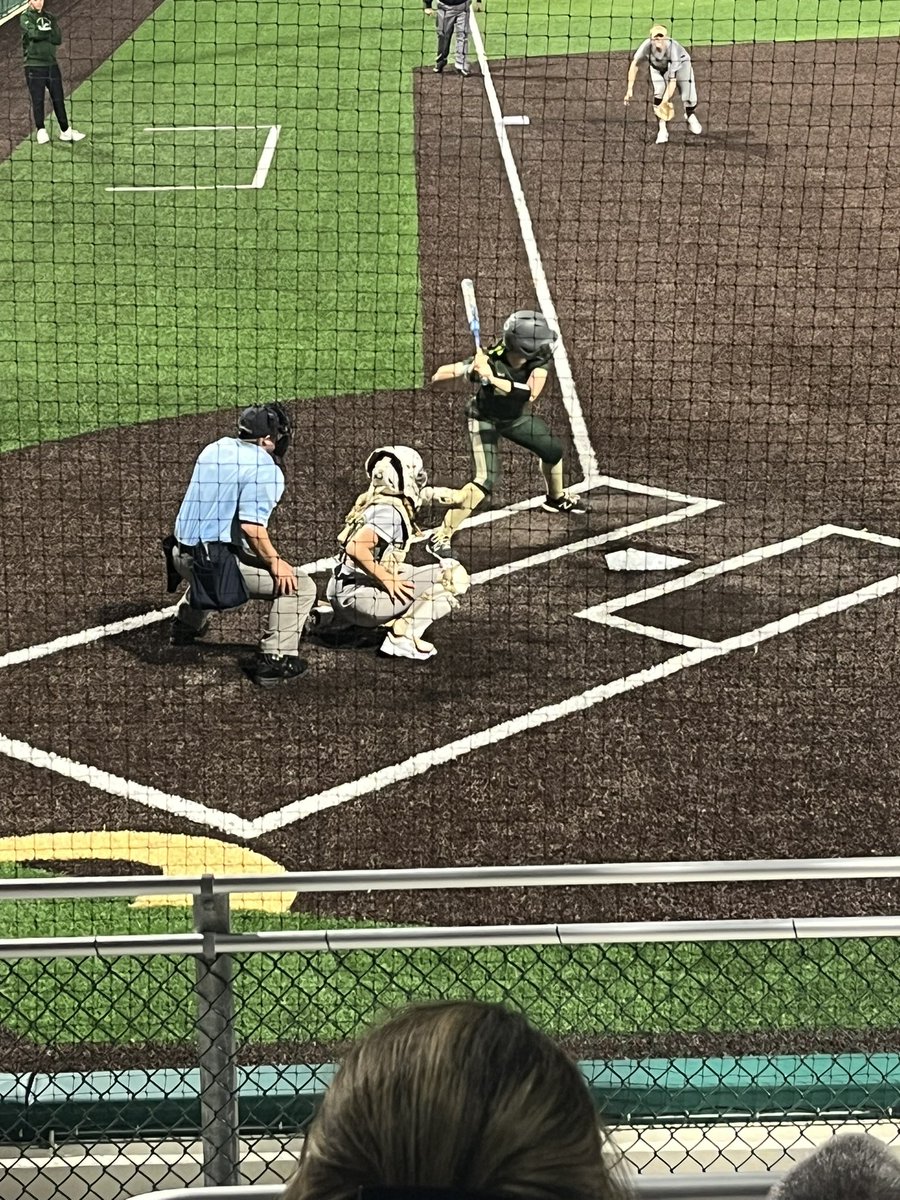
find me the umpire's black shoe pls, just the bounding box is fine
[251,653,309,689]
[433,64,444,72]
[169,618,206,646]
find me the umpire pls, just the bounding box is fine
[21,0,85,144]
[167,404,317,689]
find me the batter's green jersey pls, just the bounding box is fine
[466,343,549,422]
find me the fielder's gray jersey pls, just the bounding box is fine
[633,37,691,79]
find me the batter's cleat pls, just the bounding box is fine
[686,113,703,134]
[169,618,208,646]
[454,65,470,76]
[425,532,459,563]
[655,126,669,144]
[251,653,309,688]
[542,492,588,515]
[59,128,86,141]
[35,128,50,144]
[380,630,437,661]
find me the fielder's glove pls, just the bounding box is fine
[653,100,675,122]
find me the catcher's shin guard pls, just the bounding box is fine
[393,563,470,641]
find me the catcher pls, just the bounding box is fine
[624,24,703,145]
[427,309,586,564]
[326,445,469,662]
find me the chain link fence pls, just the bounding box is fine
[1,881,900,1198]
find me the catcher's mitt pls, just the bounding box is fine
[653,100,675,121]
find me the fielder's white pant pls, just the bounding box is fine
[650,63,697,108]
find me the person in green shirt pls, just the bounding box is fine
[427,309,587,562]
[21,0,85,144]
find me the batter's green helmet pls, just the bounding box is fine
[502,310,559,366]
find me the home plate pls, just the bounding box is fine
[604,548,691,571]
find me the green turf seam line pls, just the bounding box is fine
[2,1055,898,1139]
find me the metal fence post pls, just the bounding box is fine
[193,875,240,1187]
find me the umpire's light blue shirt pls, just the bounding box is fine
[174,437,284,546]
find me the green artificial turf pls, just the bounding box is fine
[1,0,898,450]
[0,869,897,1048]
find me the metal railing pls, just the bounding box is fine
[0,858,899,1199]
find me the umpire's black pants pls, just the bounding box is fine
[25,64,70,132]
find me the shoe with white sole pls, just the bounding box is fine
[686,113,702,134]
[380,630,437,661]
[655,126,669,144]
[542,492,588,515]
[425,532,459,563]
[35,128,50,144]
[59,128,85,142]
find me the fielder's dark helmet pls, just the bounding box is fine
[502,310,559,366]
[237,402,292,463]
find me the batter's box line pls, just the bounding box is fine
[0,479,718,672]
[0,497,721,839]
[106,124,282,193]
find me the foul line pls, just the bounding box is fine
[469,16,599,483]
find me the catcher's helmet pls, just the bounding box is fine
[365,445,427,507]
[237,402,292,463]
[501,311,559,366]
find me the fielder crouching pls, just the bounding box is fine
[327,446,469,662]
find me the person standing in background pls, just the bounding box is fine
[433,0,472,76]
[624,23,703,145]
[21,0,85,144]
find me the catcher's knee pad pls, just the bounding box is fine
[442,562,470,600]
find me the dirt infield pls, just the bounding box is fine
[1,36,900,946]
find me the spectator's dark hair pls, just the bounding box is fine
[284,1001,627,1200]
[768,1133,900,1200]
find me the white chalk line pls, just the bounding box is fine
[0,477,711,671]
[107,124,281,192]
[469,15,598,483]
[249,525,900,836]
[0,498,715,836]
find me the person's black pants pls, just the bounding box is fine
[25,64,69,131]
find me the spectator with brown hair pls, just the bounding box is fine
[283,999,628,1200]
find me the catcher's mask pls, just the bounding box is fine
[237,402,292,464]
[501,310,559,367]
[364,445,427,507]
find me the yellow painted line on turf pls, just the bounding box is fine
[0,832,293,911]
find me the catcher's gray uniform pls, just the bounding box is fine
[632,36,697,107]
[327,502,452,627]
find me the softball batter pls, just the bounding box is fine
[427,309,586,563]
[624,24,703,144]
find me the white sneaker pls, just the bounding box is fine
[35,128,50,144]
[59,128,86,142]
[655,126,669,144]
[380,630,437,661]
[687,114,703,135]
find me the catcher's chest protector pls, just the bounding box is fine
[338,493,416,562]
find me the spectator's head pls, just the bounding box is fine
[284,1001,625,1200]
[768,1133,900,1200]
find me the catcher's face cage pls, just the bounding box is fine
[364,445,427,505]
[501,310,559,367]
[237,402,293,462]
